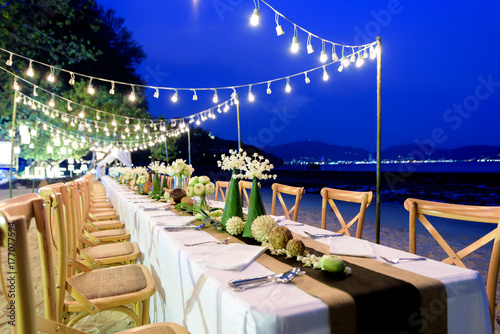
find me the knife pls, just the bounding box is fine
[302,231,342,239]
[228,269,295,287]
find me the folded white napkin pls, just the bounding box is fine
[196,244,266,271]
[155,216,196,226]
[329,237,375,258]
[270,215,286,223]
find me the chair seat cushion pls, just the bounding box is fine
[92,220,124,228]
[91,229,128,238]
[82,242,137,259]
[118,323,186,334]
[68,265,147,299]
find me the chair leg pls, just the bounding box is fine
[141,298,150,325]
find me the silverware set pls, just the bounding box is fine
[379,256,426,264]
[184,236,232,247]
[228,267,304,291]
[302,231,342,239]
[164,223,206,232]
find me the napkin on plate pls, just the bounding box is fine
[196,244,266,271]
[329,237,376,258]
[155,216,196,227]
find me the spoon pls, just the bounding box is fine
[228,267,300,287]
[184,236,232,247]
[232,268,304,291]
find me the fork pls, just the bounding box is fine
[379,256,426,264]
[184,236,232,247]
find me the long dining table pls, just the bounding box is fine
[101,176,492,334]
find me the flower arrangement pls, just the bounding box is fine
[167,159,194,179]
[217,149,247,172]
[236,153,277,180]
[185,176,215,212]
[148,161,168,174]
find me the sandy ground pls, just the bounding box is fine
[0,185,498,333]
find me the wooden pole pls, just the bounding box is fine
[375,36,382,244]
[236,93,241,151]
[165,135,169,163]
[187,126,191,165]
[9,91,18,199]
[32,122,38,193]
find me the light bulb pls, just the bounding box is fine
[320,50,328,63]
[48,71,55,83]
[12,78,19,91]
[43,123,48,130]
[79,108,85,118]
[171,91,178,103]
[350,54,356,63]
[112,118,117,127]
[356,54,364,67]
[363,48,369,59]
[285,80,292,93]
[304,73,310,84]
[69,73,75,85]
[47,146,53,154]
[276,24,284,36]
[5,53,13,66]
[332,51,339,61]
[129,91,136,101]
[224,103,229,112]
[307,35,314,54]
[291,36,299,53]
[109,82,115,95]
[212,90,218,103]
[125,117,129,124]
[27,61,34,77]
[341,55,350,67]
[250,8,260,26]
[87,80,95,94]
[125,127,129,133]
[67,102,72,111]
[322,67,329,81]
[192,90,198,101]
[248,92,255,102]
[33,86,38,96]
[49,96,55,107]
[370,45,377,59]
[338,64,343,72]
[154,88,159,98]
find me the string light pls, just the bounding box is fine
[212,89,218,103]
[69,72,75,85]
[49,94,55,107]
[306,34,314,54]
[250,0,260,26]
[349,47,356,63]
[322,66,329,81]
[12,77,19,91]
[129,85,136,101]
[291,25,299,53]
[363,48,369,59]
[267,81,272,94]
[356,51,365,67]
[304,72,310,84]
[332,44,339,61]
[285,77,291,93]
[125,117,130,124]
[248,85,255,102]
[320,40,328,63]
[47,66,55,83]
[196,116,201,126]
[112,116,117,127]
[33,86,38,96]
[171,89,178,103]
[275,12,284,36]
[109,81,115,95]
[67,101,72,111]
[26,60,34,77]
[154,88,159,98]
[87,78,95,94]
[370,45,377,59]
[224,102,229,112]
[5,52,13,66]
[79,107,85,119]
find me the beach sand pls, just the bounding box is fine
[0,185,498,333]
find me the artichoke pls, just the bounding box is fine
[251,215,277,243]
[170,188,186,204]
[226,216,245,236]
[286,239,305,257]
[269,226,293,250]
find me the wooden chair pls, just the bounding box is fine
[39,184,140,270]
[320,187,373,239]
[215,181,230,202]
[0,194,187,334]
[404,198,500,327]
[271,183,305,222]
[240,180,261,208]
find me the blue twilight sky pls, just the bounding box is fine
[98,0,500,152]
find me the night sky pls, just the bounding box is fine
[98,0,500,151]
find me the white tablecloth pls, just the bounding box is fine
[102,177,491,334]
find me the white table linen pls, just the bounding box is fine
[102,177,491,334]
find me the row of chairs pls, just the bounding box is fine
[0,175,188,333]
[214,180,500,327]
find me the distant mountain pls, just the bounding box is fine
[263,141,500,162]
[263,141,371,162]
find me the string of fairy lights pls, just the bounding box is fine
[3,1,379,155]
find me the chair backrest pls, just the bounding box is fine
[320,187,373,239]
[215,181,230,202]
[0,193,60,326]
[271,183,305,222]
[240,180,261,208]
[404,198,500,326]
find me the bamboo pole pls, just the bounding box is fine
[187,126,191,165]
[375,36,382,244]
[9,91,18,199]
[236,93,241,151]
[32,122,38,193]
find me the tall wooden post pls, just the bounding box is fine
[236,93,241,151]
[32,122,38,193]
[375,36,382,244]
[9,91,18,199]
[187,126,191,165]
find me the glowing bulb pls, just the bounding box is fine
[129,91,136,101]
[338,64,343,72]
[248,86,255,102]
[26,60,34,77]
[223,103,229,112]
[47,146,53,154]
[192,90,198,101]
[171,90,178,103]
[370,45,377,59]
[250,8,260,26]
[67,101,72,111]
[320,50,328,63]
[363,48,369,59]
[69,72,75,85]
[79,108,85,118]
[341,55,350,67]
[291,36,299,53]
[154,88,159,98]
[112,118,117,127]
[109,82,115,95]
[47,69,55,83]
[285,78,292,93]
[33,86,38,96]
[49,96,55,107]
[276,24,284,36]
[350,53,356,63]
[356,53,364,67]
[322,67,329,81]
[12,78,19,91]
[125,127,129,133]
[212,90,218,103]
[332,51,339,61]
[304,73,310,84]
[43,123,48,130]
[87,80,95,95]
[196,119,200,126]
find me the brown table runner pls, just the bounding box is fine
[174,216,447,334]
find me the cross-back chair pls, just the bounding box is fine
[240,180,261,208]
[404,198,500,327]
[320,187,373,239]
[215,181,230,202]
[271,183,305,222]
[0,195,187,333]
